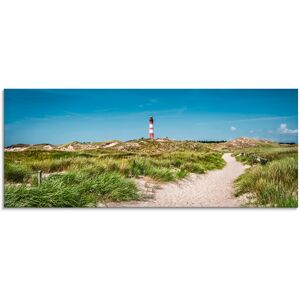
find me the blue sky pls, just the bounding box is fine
[4,89,298,145]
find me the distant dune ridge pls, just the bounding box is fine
[224,137,274,148]
[4,137,284,152]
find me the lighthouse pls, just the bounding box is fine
[149,116,154,139]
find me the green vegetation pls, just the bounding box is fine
[4,162,30,183]
[234,145,297,165]
[5,139,297,208]
[4,140,225,207]
[5,171,138,208]
[234,145,298,207]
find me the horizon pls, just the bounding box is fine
[4,89,298,146]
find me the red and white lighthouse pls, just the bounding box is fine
[149,116,154,139]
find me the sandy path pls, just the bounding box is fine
[106,153,247,208]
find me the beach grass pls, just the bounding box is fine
[5,171,139,208]
[4,142,226,207]
[234,147,298,207]
[5,140,297,208]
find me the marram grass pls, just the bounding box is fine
[235,156,298,207]
[4,147,226,207]
[4,171,139,208]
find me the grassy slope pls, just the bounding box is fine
[233,145,298,207]
[5,172,138,208]
[4,140,225,207]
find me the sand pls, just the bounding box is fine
[106,153,248,208]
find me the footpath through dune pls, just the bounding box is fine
[106,153,248,208]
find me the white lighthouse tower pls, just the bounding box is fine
[149,116,154,139]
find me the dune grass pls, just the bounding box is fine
[5,171,139,208]
[4,163,31,183]
[234,145,297,165]
[4,150,225,183]
[235,155,298,207]
[4,146,226,207]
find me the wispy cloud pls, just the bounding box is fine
[230,126,237,131]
